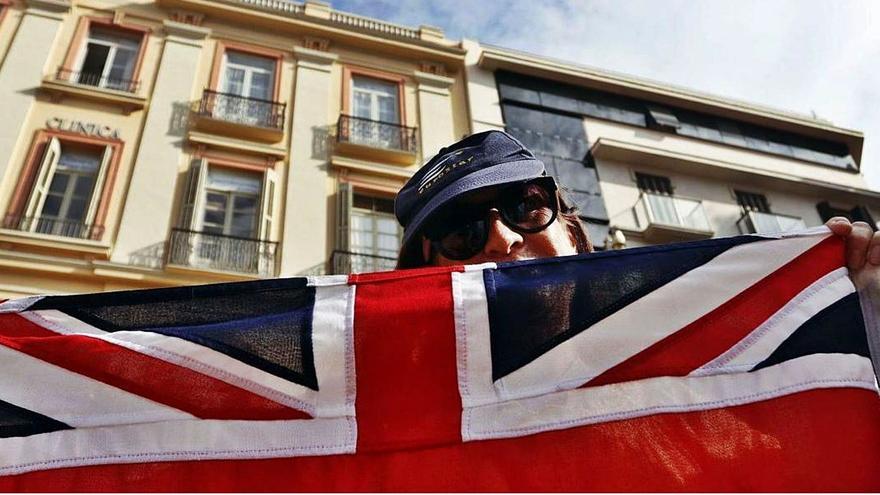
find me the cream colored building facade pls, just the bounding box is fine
[0,0,877,299]
[463,40,879,249]
[0,0,469,297]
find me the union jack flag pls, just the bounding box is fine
[0,227,878,491]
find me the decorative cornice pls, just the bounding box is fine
[303,36,330,52]
[168,10,205,26]
[414,70,454,95]
[163,19,211,42]
[293,45,337,70]
[25,0,69,17]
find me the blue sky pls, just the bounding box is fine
[328,0,880,188]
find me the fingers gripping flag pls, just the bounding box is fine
[0,227,879,491]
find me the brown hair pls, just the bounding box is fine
[395,188,593,269]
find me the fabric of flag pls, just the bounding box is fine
[0,226,879,491]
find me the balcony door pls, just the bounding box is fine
[196,167,262,272]
[217,51,276,126]
[350,76,401,149]
[22,138,111,239]
[76,27,140,91]
[346,192,400,273]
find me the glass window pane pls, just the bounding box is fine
[73,175,97,198]
[107,47,136,84]
[65,198,87,221]
[223,68,246,95]
[41,195,62,217]
[249,72,271,100]
[352,91,372,119]
[48,173,70,194]
[207,168,261,194]
[58,148,101,174]
[376,217,398,234]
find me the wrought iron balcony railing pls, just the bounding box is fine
[197,89,286,130]
[167,228,279,277]
[636,192,712,232]
[56,67,140,93]
[2,214,104,240]
[737,210,806,235]
[336,115,418,154]
[330,249,397,274]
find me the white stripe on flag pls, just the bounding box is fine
[311,284,357,418]
[0,416,356,476]
[0,295,43,314]
[22,310,318,416]
[463,353,876,442]
[24,284,357,419]
[455,231,830,405]
[0,344,195,427]
[692,267,855,375]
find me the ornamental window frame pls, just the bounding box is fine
[4,129,124,241]
[60,16,150,93]
[208,41,283,103]
[177,155,278,243]
[341,66,407,125]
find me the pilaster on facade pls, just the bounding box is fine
[110,20,211,267]
[0,0,70,197]
[278,45,338,276]
[461,38,505,133]
[414,70,455,159]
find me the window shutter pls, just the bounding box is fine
[334,181,353,274]
[259,167,277,241]
[336,181,352,251]
[24,137,62,226]
[178,158,208,231]
[82,145,113,239]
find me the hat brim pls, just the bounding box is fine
[396,158,546,268]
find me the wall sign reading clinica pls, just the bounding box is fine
[46,117,121,140]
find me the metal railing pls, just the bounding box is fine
[225,0,430,42]
[330,250,397,274]
[198,89,286,130]
[56,68,140,93]
[2,214,104,240]
[636,192,711,231]
[737,210,806,235]
[337,115,418,154]
[167,229,279,277]
[231,0,305,14]
[328,11,420,39]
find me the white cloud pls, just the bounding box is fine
[331,0,880,187]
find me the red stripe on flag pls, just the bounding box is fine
[0,313,310,420]
[586,235,845,387]
[3,388,879,491]
[354,269,463,451]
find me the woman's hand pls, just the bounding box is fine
[825,217,880,292]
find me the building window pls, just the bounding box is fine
[635,171,710,232]
[351,193,400,261]
[635,172,673,195]
[60,19,148,93]
[169,159,278,276]
[352,76,400,125]
[735,190,805,234]
[337,68,414,153]
[735,190,771,213]
[333,182,400,274]
[201,44,284,129]
[817,201,876,230]
[4,133,119,240]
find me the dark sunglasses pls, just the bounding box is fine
[423,176,560,261]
